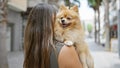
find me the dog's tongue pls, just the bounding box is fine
[62,24,67,28]
[61,23,71,28]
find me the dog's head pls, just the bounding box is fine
[56,5,80,28]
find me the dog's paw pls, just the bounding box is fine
[64,40,73,46]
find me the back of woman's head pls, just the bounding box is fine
[24,3,57,68]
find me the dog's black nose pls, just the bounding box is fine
[61,20,65,23]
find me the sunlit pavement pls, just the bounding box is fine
[86,38,120,68]
[7,38,120,68]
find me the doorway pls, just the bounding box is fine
[6,23,14,52]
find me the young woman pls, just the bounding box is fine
[23,3,82,68]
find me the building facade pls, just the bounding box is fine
[5,0,59,52]
[109,0,119,52]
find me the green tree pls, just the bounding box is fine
[87,23,93,34]
[103,0,110,51]
[88,0,102,44]
[64,0,80,7]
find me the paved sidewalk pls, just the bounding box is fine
[8,38,120,68]
[8,51,24,68]
[86,38,120,68]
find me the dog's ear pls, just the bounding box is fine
[59,5,67,11]
[70,5,79,13]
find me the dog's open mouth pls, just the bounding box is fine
[62,23,71,28]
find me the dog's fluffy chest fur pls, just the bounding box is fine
[54,24,84,43]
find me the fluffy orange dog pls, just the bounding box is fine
[54,5,94,68]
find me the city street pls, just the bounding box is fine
[86,38,120,68]
[8,38,120,68]
[8,51,24,68]
[0,0,119,68]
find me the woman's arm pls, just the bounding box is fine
[58,45,82,68]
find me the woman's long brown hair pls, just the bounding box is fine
[23,3,56,68]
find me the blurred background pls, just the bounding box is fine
[0,0,120,68]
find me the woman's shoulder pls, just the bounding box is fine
[58,45,82,68]
[58,45,78,60]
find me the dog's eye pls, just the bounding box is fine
[61,17,63,19]
[67,17,71,20]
